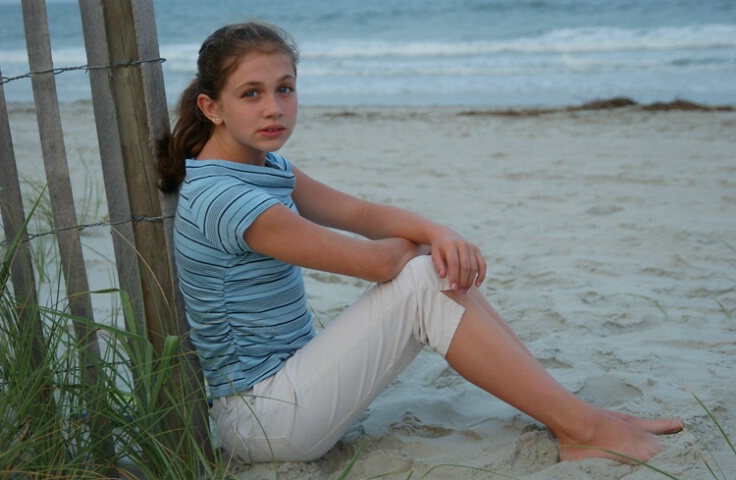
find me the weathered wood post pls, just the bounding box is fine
[0,71,45,379]
[0,88,62,472]
[19,0,117,474]
[78,0,213,469]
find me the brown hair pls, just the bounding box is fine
[156,21,300,193]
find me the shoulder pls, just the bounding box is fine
[179,163,262,215]
[182,158,291,195]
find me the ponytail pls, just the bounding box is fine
[156,80,214,193]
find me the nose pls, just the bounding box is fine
[262,93,283,118]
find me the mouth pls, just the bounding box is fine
[259,126,286,137]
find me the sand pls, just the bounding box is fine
[4,100,736,479]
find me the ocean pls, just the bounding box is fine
[1,0,735,107]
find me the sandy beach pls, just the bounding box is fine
[5,100,736,479]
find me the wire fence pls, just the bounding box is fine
[1,215,174,248]
[0,57,166,85]
[1,56,170,249]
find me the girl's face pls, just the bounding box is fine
[202,51,297,165]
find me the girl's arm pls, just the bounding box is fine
[290,165,487,292]
[243,202,425,283]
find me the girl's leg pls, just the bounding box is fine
[212,256,465,463]
[466,288,682,436]
[444,289,682,462]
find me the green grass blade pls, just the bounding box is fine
[336,437,368,480]
[689,391,735,458]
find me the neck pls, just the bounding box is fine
[196,133,267,166]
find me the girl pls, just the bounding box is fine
[157,21,682,465]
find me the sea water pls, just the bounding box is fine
[1,0,735,107]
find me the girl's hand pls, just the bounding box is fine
[430,229,486,294]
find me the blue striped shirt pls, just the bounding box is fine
[174,153,315,397]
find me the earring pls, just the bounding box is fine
[211,117,220,124]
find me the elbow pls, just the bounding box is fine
[371,258,400,283]
[365,244,405,283]
[349,238,412,283]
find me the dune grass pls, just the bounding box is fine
[0,185,234,479]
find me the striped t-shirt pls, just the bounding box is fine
[174,153,315,397]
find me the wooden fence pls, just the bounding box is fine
[0,0,212,474]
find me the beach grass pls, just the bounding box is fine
[0,186,234,479]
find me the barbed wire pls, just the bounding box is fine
[1,56,172,247]
[0,57,166,85]
[2,214,174,248]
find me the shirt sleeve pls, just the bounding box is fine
[197,180,280,254]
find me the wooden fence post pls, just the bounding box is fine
[78,0,213,466]
[0,71,45,379]
[0,70,50,438]
[20,0,116,473]
[128,1,214,463]
[77,2,147,338]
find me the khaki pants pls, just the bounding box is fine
[210,255,465,463]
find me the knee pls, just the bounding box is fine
[404,255,435,279]
[405,255,452,293]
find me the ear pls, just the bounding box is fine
[197,94,222,125]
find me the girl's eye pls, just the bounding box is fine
[278,86,293,94]
[243,90,258,98]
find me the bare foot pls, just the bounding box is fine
[557,411,668,463]
[605,410,683,435]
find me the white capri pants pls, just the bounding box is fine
[210,255,466,463]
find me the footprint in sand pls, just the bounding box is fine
[586,204,623,215]
[575,374,642,407]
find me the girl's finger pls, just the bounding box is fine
[431,248,448,279]
[443,246,460,291]
[475,248,487,287]
[457,245,472,292]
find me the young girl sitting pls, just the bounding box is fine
[156,21,682,465]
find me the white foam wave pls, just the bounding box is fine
[2,24,732,76]
[300,24,736,58]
